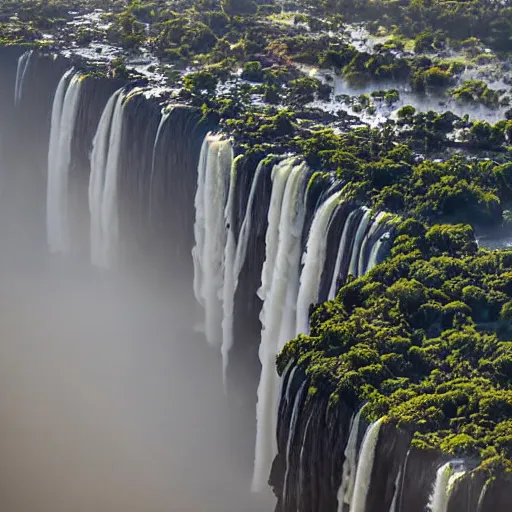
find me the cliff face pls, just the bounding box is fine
[271,348,512,512]
[270,374,500,512]
[0,47,68,258]
[0,48,212,271]
[0,47,402,511]
[0,46,265,401]
[5,46,511,512]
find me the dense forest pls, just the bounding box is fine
[2,0,512,498]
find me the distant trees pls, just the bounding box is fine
[221,0,257,16]
[277,218,512,472]
[183,70,218,95]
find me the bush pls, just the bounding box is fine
[241,61,264,82]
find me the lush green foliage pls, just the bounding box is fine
[278,222,512,469]
[293,119,512,227]
[5,0,512,478]
[302,0,512,53]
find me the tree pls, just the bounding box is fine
[241,61,264,82]
[221,0,257,16]
[183,71,218,95]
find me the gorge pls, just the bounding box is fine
[1,2,512,510]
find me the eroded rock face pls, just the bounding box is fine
[270,370,512,512]
[6,46,510,512]
[0,48,214,274]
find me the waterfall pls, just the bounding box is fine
[428,460,466,512]
[189,128,396,499]
[477,479,490,512]
[397,448,411,512]
[366,231,390,272]
[349,418,383,512]
[252,158,309,492]
[47,70,83,254]
[328,209,359,300]
[191,134,233,348]
[298,408,313,508]
[388,465,403,512]
[192,136,210,309]
[7,49,410,510]
[296,190,342,335]
[446,466,466,504]
[348,208,371,278]
[256,158,297,308]
[282,379,308,506]
[233,159,265,278]
[337,409,362,510]
[89,88,125,268]
[358,211,386,275]
[149,107,170,226]
[221,154,239,386]
[14,50,33,105]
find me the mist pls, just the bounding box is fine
[0,187,272,512]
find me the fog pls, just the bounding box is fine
[0,212,272,512]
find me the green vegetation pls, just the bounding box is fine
[4,0,512,481]
[278,222,512,470]
[0,0,492,91]
[303,0,512,53]
[293,117,512,227]
[450,80,505,109]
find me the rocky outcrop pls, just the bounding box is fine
[271,370,512,512]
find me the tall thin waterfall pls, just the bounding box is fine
[328,209,360,300]
[149,107,170,225]
[47,70,83,254]
[349,418,383,512]
[233,159,265,277]
[282,379,308,506]
[296,190,342,335]
[191,134,234,350]
[388,466,403,512]
[221,154,241,386]
[337,409,363,510]
[358,211,386,275]
[367,230,390,272]
[14,50,33,105]
[89,88,125,268]
[252,158,310,492]
[298,408,313,504]
[348,208,371,278]
[477,479,490,512]
[428,460,466,512]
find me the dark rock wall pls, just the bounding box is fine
[0,47,68,260]
[70,75,122,259]
[0,48,213,277]
[4,46,510,512]
[271,363,512,512]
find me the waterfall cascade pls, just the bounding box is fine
[149,108,170,225]
[14,49,33,105]
[428,461,466,512]
[89,88,126,268]
[337,409,363,510]
[282,379,308,506]
[253,158,311,491]
[11,48,509,512]
[190,140,394,492]
[192,134,234,352]
[295,189,342,335]
[47,70,83,254]
[349,419,383,512]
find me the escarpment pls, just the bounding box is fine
[1,41,512,512]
